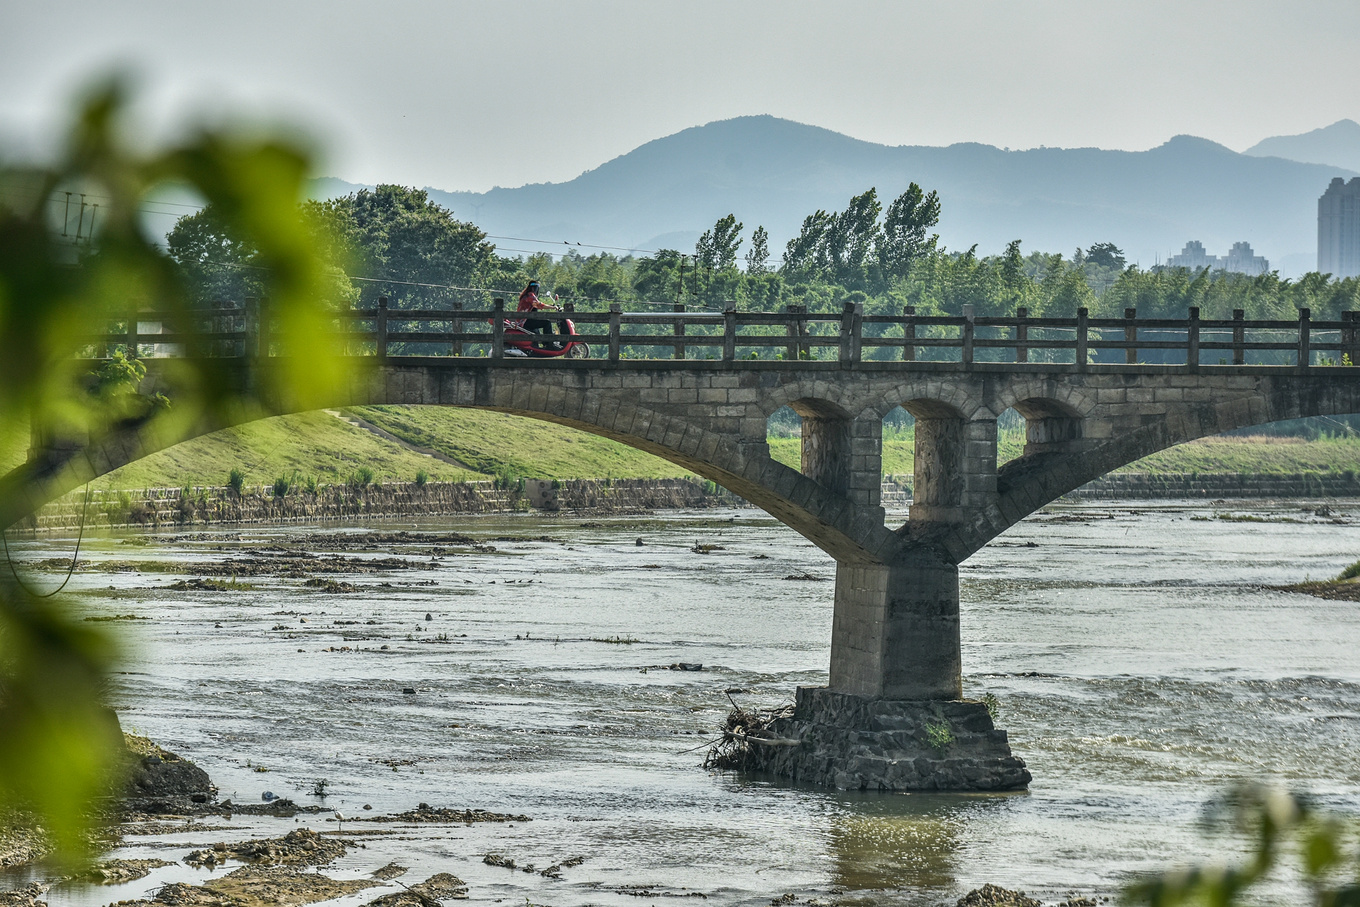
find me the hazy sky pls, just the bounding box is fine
[4,0,1358,192]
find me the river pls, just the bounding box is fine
[10,501,1360,905]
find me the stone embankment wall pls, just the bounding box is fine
[882,472,1360,505]
[1068,472,1360,499]
[22,478,730,532]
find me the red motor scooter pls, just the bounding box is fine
[501,309,590,358]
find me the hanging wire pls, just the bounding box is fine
[2,482,93,598]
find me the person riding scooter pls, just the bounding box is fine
[516,280,564,350]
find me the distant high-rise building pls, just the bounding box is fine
[1221,242,1270,276]
[1166,240,1269,275]
[1167,240,1214,271]
[1318,177,1360,278]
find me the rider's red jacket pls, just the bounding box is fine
[517,290,548,312]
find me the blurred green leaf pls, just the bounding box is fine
[0,73,358,863]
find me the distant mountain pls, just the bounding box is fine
[1244,120,1360,174]
[315,116,1359,277]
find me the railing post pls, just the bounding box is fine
[257,297,271,358]
[126,305,139,358]
[491,297,505,360]
[1015,306,1029,363]
[1232,309,1245,366]
[837,302,859,365]
[784,304,802,361]
[1187,306,1200,372]
[1345,311,1359,366]
[902,305,916,362]
[673,302,686,360]
[1124,308,1137,365]
[1076,307,1089,370]
[850,302,863,363]
[376,295,389,360]
[244,298,258,358]
[961,304,975,367]
[722,302,736,362]
[609,303,622,363]
[451,300,463,357]
[1298,307,1311,370]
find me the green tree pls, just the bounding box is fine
[634,249,686,304]
[164,205,264,302]
[696,213,742,273]
[1128,785,1360,907]
[167,203,357,309]
[876,183,940,282]
[782,209,833,276]
[826,188,881,289]
[999,239,1032,312]
[694,214,744,306]
[311,185,500,307]
[745,225,770,274]
[1085,242,1125,269]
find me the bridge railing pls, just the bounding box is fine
[92,299,1360,369]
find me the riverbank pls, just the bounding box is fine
[1066,471,1360,499]
[14,407,1360,509]
[18,477,731,532]
[26,469,1360,534]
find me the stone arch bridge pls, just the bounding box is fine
[13,303,1360,789]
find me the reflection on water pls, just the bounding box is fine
[6,501,1360,905]
[824,794,977,890]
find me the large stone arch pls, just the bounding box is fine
[7,366,902,566]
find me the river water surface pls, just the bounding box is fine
[13,501,1360,905]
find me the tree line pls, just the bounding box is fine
[167,183,1360,323]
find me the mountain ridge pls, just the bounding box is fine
[313,116,1360,276]
[1244,119,1360,173]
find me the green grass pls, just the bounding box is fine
[95,410,483,491]
[1114,435,1360,475]
[16,402,1360,495]
[347,406,693,480]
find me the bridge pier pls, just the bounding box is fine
[829,555,961,701]
[750,551,1029,792]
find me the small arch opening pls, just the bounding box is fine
[767,405,801,470]
[997,407,1026,468]
[787,398,851,495]
[767,400,853,495]
[881,406,915,505]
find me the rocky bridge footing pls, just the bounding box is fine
[748,687,1031,792]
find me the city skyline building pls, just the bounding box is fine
[1318,176,1360,278]
[1166,240,1270,275]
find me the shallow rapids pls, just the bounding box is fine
[8,501,1360,905]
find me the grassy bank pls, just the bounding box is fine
[347,406,693,480]
[11,406,1360,494]
[85,407,691,492]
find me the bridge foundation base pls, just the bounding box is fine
[747,687,1031,792]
